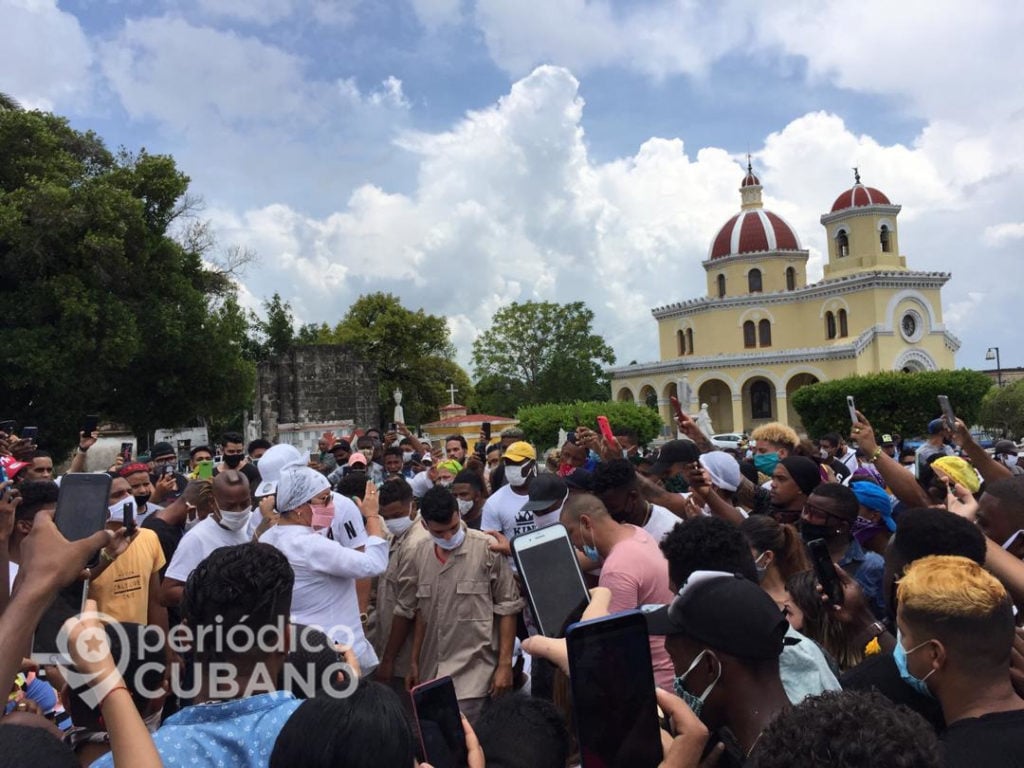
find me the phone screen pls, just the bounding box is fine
[196,460,214,480]
[412,677,467,768]
[32,581,87,664]
[808,538,843,606]
[123,500,136,535]
[120,442,133,462]
[568,611,662,768]
[21,426,38,440]
[54,474,112,566]
[513,524,590,637]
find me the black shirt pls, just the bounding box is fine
[943,708,1024,767]
[141,515,185,627]
[841,652,945,732]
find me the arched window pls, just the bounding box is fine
[717,274,726,298]
[748,269,763,293]
[685,328,694,356]
[837,230,849,257]
[751,381,772,419]
[826,311,836,340]
[677,330,685,356]
[880,225,891,253]
[758,319,772,347]
[785,266,796,291]
[743,321,756,349]
[838,309,848,338]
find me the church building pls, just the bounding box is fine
[607,164,959,435]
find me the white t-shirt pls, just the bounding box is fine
[482,483,535,542]
[260,525,388,670]
[327,492,369,548]
[644,504,682,543]
[164,516,249,583]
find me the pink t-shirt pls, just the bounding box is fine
[599,524,676,690]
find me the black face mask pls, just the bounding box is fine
[134,493,151,508]
[800,521,834,544]
[223,454,244,469]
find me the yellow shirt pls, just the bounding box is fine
[90,528,166,625]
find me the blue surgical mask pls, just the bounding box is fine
[579,526,601,563]
[754,452,780,476]
[672,649,721,720]
[893,629,935,699]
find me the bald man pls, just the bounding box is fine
[559,494,676,690]
[160,470,252,608]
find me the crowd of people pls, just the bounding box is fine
[1,404,1023,767]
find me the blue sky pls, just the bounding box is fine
[3,0,1021,381]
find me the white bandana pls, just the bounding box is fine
[277,466,330,512]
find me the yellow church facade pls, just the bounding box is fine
[608,165,959,436]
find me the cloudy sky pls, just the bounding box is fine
[3,0,1021,377]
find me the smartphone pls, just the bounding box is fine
[808,538,844,606]
[21,426,38,440]
[31,581,88,665]
[482,422,491,441]
[55,474,113,564]
[512,523,590,637]
[0,419,15,434]
[82,414,99,436]
[120,442,133,462]
[596,415,616,445]
[123,500,136,535]
[389,422,398,432]
[846,395,858,425]
[255,480,278,498]
[196,459,214,480]
[411,676,467,768]
[567,610,662,768]
[309,451,319,463]
[938,395,956,430]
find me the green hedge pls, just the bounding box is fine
[790,370,993,438]
[516,400,665,449]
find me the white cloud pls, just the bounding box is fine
[0,0,92,110]
[983,222,1024,247]
[202,65,1018,372]
[192,0,360,26]
[410,0,463,28]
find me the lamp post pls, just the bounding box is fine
[986,347,1002,387]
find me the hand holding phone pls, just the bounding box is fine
[596,416,617,446]
[196,459,214,480]
[411,676,468,768]
[21,426,38,441]
[512,524,590,637]
[123,501,136,535]
[938,395,956,430]
[82,415,99,437]
[846,396,858,425]
[808,538,844,607]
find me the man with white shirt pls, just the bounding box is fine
[260,465,388,672]
[159,470,253,608]
[482,442,537,554]
[593,459,681,543]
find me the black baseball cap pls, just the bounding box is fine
[150,441,175,459]
[564,468,594,492]
[643,571,793,660]
[649,439,701,476]
[521,473,569,511]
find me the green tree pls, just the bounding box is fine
[0,93,20,112]
[244,293,299,361]
[0,110,254,456]
[979,380,1024,438]
[516,400,665,449]
[472,301,616,412]
[790,370,994,438]
[321,292,471,426]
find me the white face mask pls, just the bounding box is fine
[532,507,562,529]
[999,453,1019,468]
[107,497,133,524]
[437,479,453,488]
[456,498,475,516]
[386,516,415,537]
[433,527,466,551]
[505,463,534,488]
[402,451,414,463]
[217,507,251,531]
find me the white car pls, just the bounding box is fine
[711,433,747,450]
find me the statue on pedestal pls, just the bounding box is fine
[393,389,405,426]
[695,403,714,437]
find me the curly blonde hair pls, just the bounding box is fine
[750,422,800,452]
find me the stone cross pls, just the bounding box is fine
[447,383,458,405]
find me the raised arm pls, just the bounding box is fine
[951,418,1011,485]
[851,412,931,509]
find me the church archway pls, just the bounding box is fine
[697,379,733,433]
[616,386,635,403]
[786,373,820,432]
[742,376,776,428]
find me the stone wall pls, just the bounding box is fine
[255,345,379,442]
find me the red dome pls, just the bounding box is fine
[708,209,801,260]
[741,170,760,187]
[830,183,891,212]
